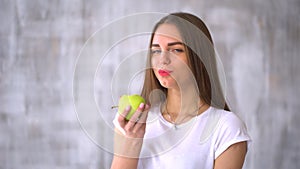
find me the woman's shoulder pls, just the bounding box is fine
[202,107,248,138]
[197,107,244,127]
[212,107,246,129]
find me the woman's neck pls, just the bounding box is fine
[165,85,202,122]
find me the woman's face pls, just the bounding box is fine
[151,23,193,90]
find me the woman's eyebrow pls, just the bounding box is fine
[151,42,183,47]
[167,42,183,46]
[151,44,160,47]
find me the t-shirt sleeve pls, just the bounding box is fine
[214,112,251,159]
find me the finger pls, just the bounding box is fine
[133,104,150,132]
[129,103,145,123]
[118,105,131,128]
[136,104,150,123]
[124,103,145,131]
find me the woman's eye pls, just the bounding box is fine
[151,49,161,55]
[170,48,184,53]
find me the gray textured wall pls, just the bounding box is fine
[1,0,300,169]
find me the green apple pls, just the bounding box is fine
[118,94,146,120]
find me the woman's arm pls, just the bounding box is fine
[111,103,149,169]
[214,141,248,169]
[111,157,140,169]
[111,129,143,169]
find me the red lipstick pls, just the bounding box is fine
[158,69,172,77]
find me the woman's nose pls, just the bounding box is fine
[160,51,171,65]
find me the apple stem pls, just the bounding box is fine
[111,105,119,109]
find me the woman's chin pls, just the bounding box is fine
[159,80,177,89]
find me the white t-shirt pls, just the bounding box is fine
[113,105,251,169]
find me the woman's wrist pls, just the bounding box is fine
[113,132,144,158]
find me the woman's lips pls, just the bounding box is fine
[158,69,172,77]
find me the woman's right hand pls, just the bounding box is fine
[112,103,150,160]
[117,103,150,138]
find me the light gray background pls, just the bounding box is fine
[1,0,299,169]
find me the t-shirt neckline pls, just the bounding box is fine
[157,103,212,128]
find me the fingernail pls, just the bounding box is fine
[139,103,145,109]
[125,105,131,111]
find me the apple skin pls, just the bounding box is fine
[118,94,146,120]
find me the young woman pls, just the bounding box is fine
[111,12,251,169]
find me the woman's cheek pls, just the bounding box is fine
[150,56,158,69]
